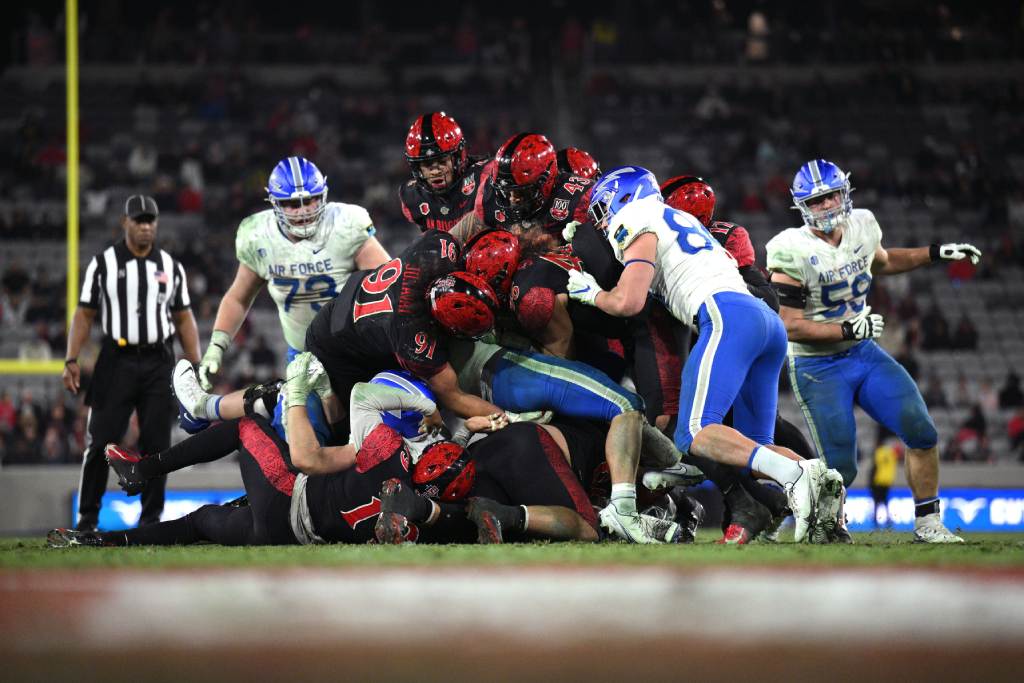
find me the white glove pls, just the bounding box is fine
[198,330,231,391]
[562,220,582,244]
[934,243,981,265]
[841,308,885,340]
[567,268,603,306]
[284,352,332,409]
[506,409,554,425]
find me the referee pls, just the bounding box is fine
[63,195,200,531]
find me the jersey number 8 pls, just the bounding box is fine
[663,208,713,255]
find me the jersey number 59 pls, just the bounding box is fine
[821,272,872,318]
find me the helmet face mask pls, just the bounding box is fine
[791,159,853,234]
[494,133,557,223]
[406,112,468,194]
[266,156,328,239]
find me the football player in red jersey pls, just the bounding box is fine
[399,112,492,233]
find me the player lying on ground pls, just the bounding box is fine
[767,158,980,543]
[565,165,846,543]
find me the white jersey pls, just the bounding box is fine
[236,203,375,350]
[765,208,883,356]
[605,196,748,327]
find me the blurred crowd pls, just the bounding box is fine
[2,1,1023,465]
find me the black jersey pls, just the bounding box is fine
[399,158,490,233]
[307,229,461,379]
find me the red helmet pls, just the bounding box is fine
[412,441,476,502]
[557,147,601,180]
[493,133,557,222]
[463,230,521,302]
[660,176,716,226]
[427,271,499,339]
[405,112,468,194]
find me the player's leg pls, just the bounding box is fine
[788,354,860,483]
[77,379,136,531]
[854,342,962,543]
[235,416,299,545]
[630,301,687,430]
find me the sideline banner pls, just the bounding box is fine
[846,487,1024,532]
[73,490,246,531]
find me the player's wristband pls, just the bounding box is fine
[929,244,940,262]
[624,258,656,269]
[64,358,78,366]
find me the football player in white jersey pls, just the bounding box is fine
[190,157,390,441]
[567,166,844,543]
[766,159,981,543]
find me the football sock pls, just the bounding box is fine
[519,505,529,533]
[611,483,637,515]
[145,420,242,477]
[200,394,223,421]
[914,497,940,518]
[748,446,803,487]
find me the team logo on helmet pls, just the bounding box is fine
[428,271,499,340]
[463,230,522,302]
[412,441,476,502]
[494,209,507,223]
[419,202,430,216]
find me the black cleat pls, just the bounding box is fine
[670,492,705,544]
[47,528,105,548]
[466,497,516,544]
[721,487,771,543]
[375,478,418,544]
[104,444,148,496]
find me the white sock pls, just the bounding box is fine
[610,483,637,515]
[748,446,803,487]
[198,394,222,420]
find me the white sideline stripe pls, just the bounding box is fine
[5,567,1024,651]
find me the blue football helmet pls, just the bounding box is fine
[588,165,663,228]
[266,156,329,239]
[370,370,437,439]
[791,159,853,233]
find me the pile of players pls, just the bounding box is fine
[48,110,977,549]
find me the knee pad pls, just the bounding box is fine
[514,286,556,332]
[903,414,939,451]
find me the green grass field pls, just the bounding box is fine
[4,532,1023,571]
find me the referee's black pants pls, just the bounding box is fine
[78,343,174,529]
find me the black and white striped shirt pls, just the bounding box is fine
[79,240,191,346]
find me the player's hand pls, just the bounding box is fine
[62,361,81,394]
[466,412,509,433]
[934,243,981,265]
[198,330,231,391]
[284,352,317,409]
[841,308,885,340]
[418,409,444,436]
[567,268,603,306]
[562,220,582,244]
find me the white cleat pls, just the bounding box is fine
[641,462,706,491]
[913,513,965,544]
[809,469,845,544]
[599,504,682,544]
[173,359,209,417]
[784,459,828,543]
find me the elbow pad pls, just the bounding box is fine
[773,282,807,309]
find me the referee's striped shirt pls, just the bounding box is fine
[78,240,191,346]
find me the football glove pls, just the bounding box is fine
[284,352,332,410]
[198,330,231,391]
[561,220,582,244]
[567,268,603,306]
[931,243,981,265]
[841,309,885,340]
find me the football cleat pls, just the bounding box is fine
[913,513,965,544]
[718,524,756,545]
[720,490,771,544]
[104,444,147,496]
[809,469,846,544]
[757,511,790,543]
[670,492,705,544]
[47,528,105,548]
[466,497,518,544]
[375,478,429,545]
[784,459,828,543]
[599,504,682,544]
[641,462,705,492]
[827,485,854,544]
[173,359,207,416]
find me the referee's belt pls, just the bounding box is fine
[106,338,170,353]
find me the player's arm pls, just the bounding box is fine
[771,272,847,343]
[872,242,981,275]
[569,232,656,317]
[199,264,265,389]
[62,306,96,394]
[354,236,390,270]
[286,404,357,475]
[171,308,202,364]
[448,212,490,248]
[425,363,505,420]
